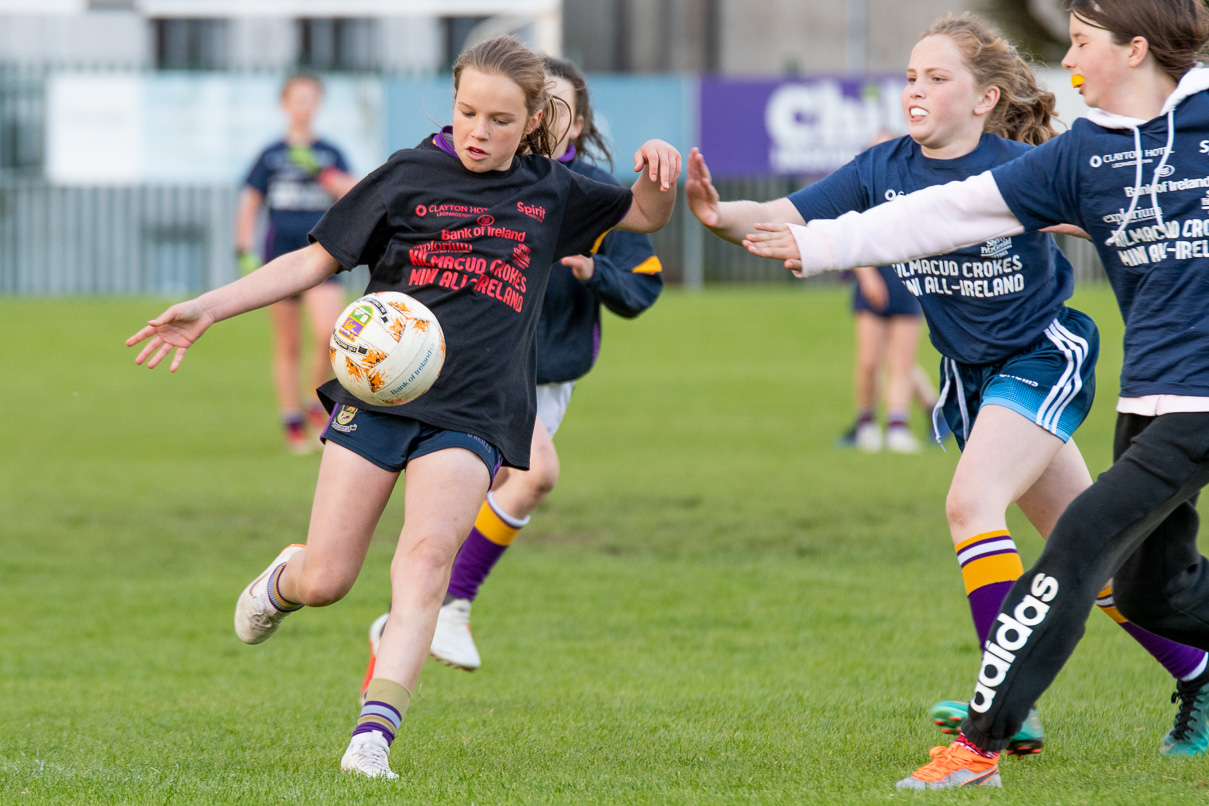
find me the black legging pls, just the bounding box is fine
[961,411,1209,751]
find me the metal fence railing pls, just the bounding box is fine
[0,181,238,296]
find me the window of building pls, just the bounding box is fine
[153,18,230,70]
[298,18,377,72]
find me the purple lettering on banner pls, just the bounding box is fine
[699,75,907,178]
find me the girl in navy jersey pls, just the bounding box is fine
[359,57,663,682]
[127,35,680,779]
[692,11,1207,765]
[744,0,1209,789]
[237,73,358,453]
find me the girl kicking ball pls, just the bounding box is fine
[361,56,665,681]
[128,35,680,780]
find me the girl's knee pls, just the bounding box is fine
[945,487,983,533]
[524,461,559,503]
[392,537,458,583]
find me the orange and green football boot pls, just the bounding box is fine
[896,737,1001,789]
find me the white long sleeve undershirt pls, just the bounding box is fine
[786,171,1025,277]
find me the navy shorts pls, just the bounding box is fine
[852,265,923,318]
[937,307,1099,450]
[320,403,503,480]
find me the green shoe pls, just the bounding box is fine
[929,700,1045,756]
[1163,670,1209,758]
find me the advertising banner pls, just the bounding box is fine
[698,75,906,178]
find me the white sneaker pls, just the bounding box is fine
[886,426,922,454]
[430,598,481,671]
[855,422,883,452]
[340,731,398,779]
[234,544,304,645]
[360,612,390,705]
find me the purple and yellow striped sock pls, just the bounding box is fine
[1096,584,1209,680]
[353,679,411,745]
[447,493,529,602]
[266,563,302,613]
[956,530,1023,646]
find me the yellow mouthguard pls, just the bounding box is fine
[1071,75,1084,88]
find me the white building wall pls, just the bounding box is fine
[379,16,443,73]
[228,18,296,72]
[0,12,149,67]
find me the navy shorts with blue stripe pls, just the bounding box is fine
[937,306,1099,450]
[320,403,503,480]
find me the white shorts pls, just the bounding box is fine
[535,381,575,437]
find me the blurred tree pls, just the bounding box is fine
[978,0,1069,63]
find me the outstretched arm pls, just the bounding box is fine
[126,241,340,371]
[686,148,804,243]
[743,171,1024,276]
[616,140,682,233]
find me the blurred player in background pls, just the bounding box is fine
[697,12,1209,764]
[235,73,357,453]
[839,132,940,454]
[129,35,680,779]
[361,56,664,681]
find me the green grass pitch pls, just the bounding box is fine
[4,285,1209,804]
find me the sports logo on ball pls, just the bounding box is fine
[330,292,445,406]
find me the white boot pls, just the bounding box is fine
[430,598,481,671]
[234,544,304,644]
[340,731,398,779]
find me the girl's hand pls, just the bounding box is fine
[1041,223,1090,240]
[633,139,682,191]
[854,266,889,312]
[685,147,721,227]
[561,254,596,282]
[743,222,803,271]
[126,299,214,372]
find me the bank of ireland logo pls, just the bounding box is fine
[982,237,1012,258]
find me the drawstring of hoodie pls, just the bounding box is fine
[1150,108,1177,230]
[1108,126,1146,247]
[1108,108,1177,246]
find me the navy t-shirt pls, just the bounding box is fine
[309,134,633,468]
[245,139,350,259]
[788,133,1074,365]
[993,91,1209,397]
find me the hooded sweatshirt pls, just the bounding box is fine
[786,67,1209,407]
